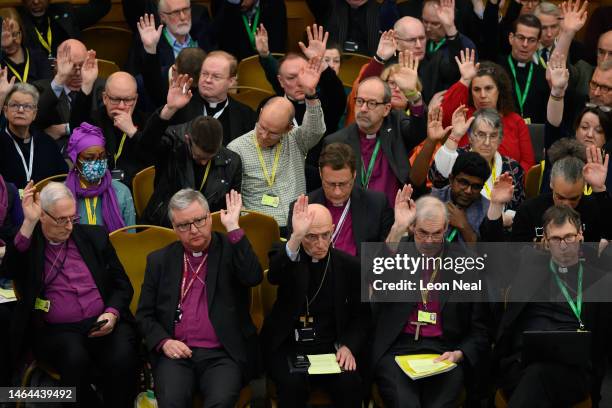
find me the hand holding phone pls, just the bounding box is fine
[89,319,108,334]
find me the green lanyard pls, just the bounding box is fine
[162,28,197,52]
[507,55,534,117]
[446,228,458,242]
[549,259,584,330]
[428,38,446,54]
[241,7,261,50]
[360,139,381,188]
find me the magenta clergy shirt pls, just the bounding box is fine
[403,268,443,338]
[358,132,401,207]
[325,199,357,256]
[14,231,116,324]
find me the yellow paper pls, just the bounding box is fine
[407,359,447,373]
[0,287,15,300]
[394,354,456,380]
[306,353,341,375]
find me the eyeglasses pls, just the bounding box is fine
[303,231,333,243]
[422,20,442,29]
[322,179,353,189]
[256,122,284,140]
[386,80,399,89]
[160,6,191,18]
[585,102,612,113]
[354,97,387,110]
[8,31,21,40]
[104,94,137,106]
[597,48,612,60]
[394,34,426,45]
[470,130,501,143]
[43,209,80,226]
[589,80,611,94]
[414,229,445,242]
[200,72,229,82]
[454,177,484,191]
[174,215,208,232]
[7,103,37,112]
[546,233,579,245]
[477,67,496,76]
[513,33,538,44]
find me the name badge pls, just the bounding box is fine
[418,310,436,324]
[34,297,50,312]
[524,117,531,125]
[261,194,279,208]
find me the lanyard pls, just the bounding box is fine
[180,253,208,306]
[549,259,584,330]
[482,159,497,198]
[34,18,53,55]
[583,185,592,196]
[163,28,197,56]
[331,199,351,244]
[305,252,331,316]
[5,49,30,83]
[428,38,446,53]
[420,264,439,308]
[241,7,261,50]
[360,138,381,188]
[507,56,534,116]
[114,133,127,164]
[446,228,458,242]
[84,196,98,225]
[199,160,212,191]
[45,241,70,288]
[203,99,229,119]
[254,135,282,187]
[7,128,34,181]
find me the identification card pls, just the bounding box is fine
[110,169,125,181]
[524,117,531,125]
[261,194,279,208]
[418,310,436,324]
[34,297,50,312]
[295,326,316,343]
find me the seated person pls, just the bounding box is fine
[139,74,242,227]
[228,72,326,235]
[0,8,53,83]
[0,82,67,189]
[377,195,490,407]
[4,181,139,407]
[494,205,612,407]
[136,189,262,407]
[262,197,370,407]
[65,123,136,232]
[287,142,394,256]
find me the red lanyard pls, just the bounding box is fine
[179,253,208,306]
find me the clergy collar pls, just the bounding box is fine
[184,246,209,257]
[285,94,305,105]
[325,197,349,208]
[204,98,228,109]
[6,126,31,144]
[358,129,378,139]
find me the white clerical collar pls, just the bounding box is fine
[331,200,347,207]
[48,240,64,246]
[517,61,526,68]
[366,133,377,139]
[192,251,203,257]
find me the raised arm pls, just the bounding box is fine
[547,53,570,127]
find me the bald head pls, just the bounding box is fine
[302,204,334,260]
[308,204,333,229]
[598,30,612,66]
[255,97,295,148]
[393,17,426,59]
[103,72,139,118]
[56,40,88,91]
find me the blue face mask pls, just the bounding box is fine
[79,159,107,182]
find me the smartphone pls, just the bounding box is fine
[89,319,108,333]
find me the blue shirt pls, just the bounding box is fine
[431,185,489,243]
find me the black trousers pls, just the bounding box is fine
[153,347,243,408]
[33,317,139,408]
[374,335,464,408]
[265,341,363,408]
[0,302,15,386]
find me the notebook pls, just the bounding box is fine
[395,354,457,380]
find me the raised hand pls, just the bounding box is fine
[428,90,446,113]
[137,13,163,54]
[0,67,16,101]
[297,56,323,96]
[166,74,193,111]
[489,172,514,204]
[220,190,242,231]
[394,51,419,93]
[54,43,74,85]
[376,30,396,61]
[427,105,452,142]
[255,24,270,57]
[437,0,457,35]
[22,181,42,224]
[291,195,314,240]
[450,105,475,140]
[298,24,329,61]
[80,50,98,94]
[393,184,417,231]
[547,53,569,92]
[583,145,609,192]
[455,48,480,86]
[1,18,15,48]
[113,111,138,137]
[560,0,588,34]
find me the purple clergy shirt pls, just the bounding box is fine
[358,132,401,207]
[403,267,443,338]
[325,199,357,256]
[14,231,117,324]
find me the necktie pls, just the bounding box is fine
[541,48,549,63]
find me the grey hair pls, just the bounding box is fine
[469,108,504,141]
[5,82,40,106]
[359,76,392,104]
[414,196,448,225]
[158,0,191,12]
[167,188,209,223]
[40,182,74,212]
[550,156,585,184]
[534,2,561,18]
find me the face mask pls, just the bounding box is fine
[79,159,107,182]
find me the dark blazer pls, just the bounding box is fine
[139,111,242,227]
[286,186,394,254]
[325,109,427,187]
[18,1,111,56]
[261,245,371,357]
[136,233,263,380]
[3,224,133,364]
[1,47,53,84]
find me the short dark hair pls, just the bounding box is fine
[189,116,223,154]
[542,205,582,235]
[468,61,516,116]
[548,137,587,165]
[319,143,356,173]
[512,13,542,38]
[176,48,207,81]
[451,151,490,182]
[574,107,612,148]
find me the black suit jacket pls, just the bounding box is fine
[286,186,394,254]
[3,224,133,363]
[136,233,263,380]
[18,1,111,56]
[261,245,371,357]
[325,110,426,187]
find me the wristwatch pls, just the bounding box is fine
[305,93,319,100]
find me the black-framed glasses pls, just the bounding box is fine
[585,102,612,113]
[174,215,208,232]
[7,103,37,112]
[589,80,611,94]
[322,179,353,189]
[104,94,137,107]
[160,6,191,18]
[414,229,445,242]
[455,177,484,191]
[354,97,387,110]
[546,233,579,245]
[43,209,80,226]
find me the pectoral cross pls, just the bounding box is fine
[410,321,428,340]
[299,315,314,327]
